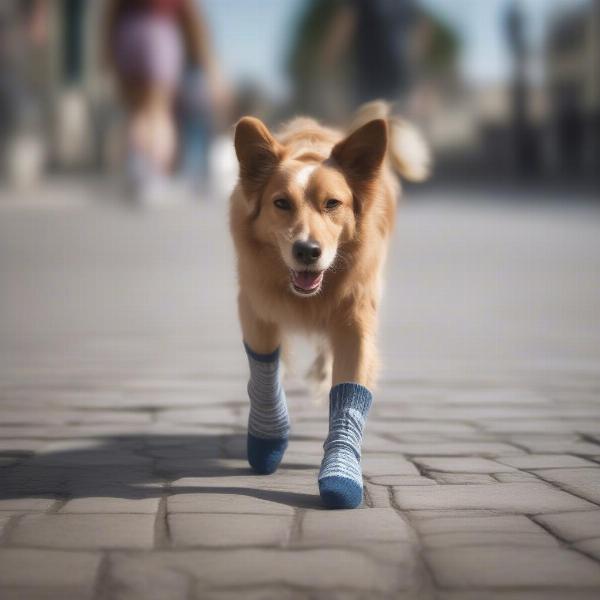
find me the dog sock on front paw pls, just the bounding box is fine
[319,382,372,509]
[245,342,290,474]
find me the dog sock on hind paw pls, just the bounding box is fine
[245,342,290,474]
[319,382,372,509]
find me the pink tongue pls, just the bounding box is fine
[294,271,322,290]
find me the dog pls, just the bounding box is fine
[230,101,429,508]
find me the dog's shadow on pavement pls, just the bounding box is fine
[0,433,325,510]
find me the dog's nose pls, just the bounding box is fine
[293,239,322,265]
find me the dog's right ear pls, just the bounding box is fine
[234,117,283,201]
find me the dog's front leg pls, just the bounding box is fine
[318,308,376,508]
[238,293,289,474]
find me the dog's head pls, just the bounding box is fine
[234,117,388,297]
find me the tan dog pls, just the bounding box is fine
[230,101,429,507]
[230,102,429,388]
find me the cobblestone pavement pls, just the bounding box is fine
[1,186,600,599]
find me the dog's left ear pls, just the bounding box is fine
[331,119,388,185]
[234,117,283,201]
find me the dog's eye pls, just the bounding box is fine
[325,199,341,211]
[274,198,292,210]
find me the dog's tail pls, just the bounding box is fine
[349,100,431,182]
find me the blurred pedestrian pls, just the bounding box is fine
[103,0,225,201]
[287,0,458,123]
[0,0,50,189]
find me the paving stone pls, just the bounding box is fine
[443,389,550,405]
[393,483,596,513]
[170,474,319,498]
[155,457,235,477]
[512,438,600,455]
[104,552,191,600]
[30,450,153,467]
[0,498,57,512]
[379,406,554,421]
[494,472,540,482]
[290,421,329,437]
[108,549,409,593]
[158,408,238,425]
[415,515,546,535]
[414,457,516,473]
[146,445,222,459]
[168,513,293,547]
[280,452,322,468]
[532,468,600,504]
[59,496,160,514]
[575,538,600,560]
[438,591,600,600]
[0,514,11,536]
[481,419,598,434]
[361,435,404,452]
[429,472,497,484]
[535,511,600,542]
[10,514,155,549]
[0,586,94,600]
[422,530,559,549]
[497,454,598,469]
[427,546,600,588]
[198,588,301,600]
[369,475,437,486]
[299,508,412,546]
[286,440,326,455]
[385,442,524,457]
[35,439,141,454]
[364,483,392,508]
[0,439,44,452]
[361,454,419,476]
[366,420,477,434]
[0,548,101,587]
[168,493,294,515]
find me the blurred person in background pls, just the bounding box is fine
[103,0,227,202]
[287,0,457,124]
[0,0,50,189]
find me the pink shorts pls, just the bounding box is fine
[114,13,184,89]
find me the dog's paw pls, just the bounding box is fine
[247,434,288,475]
[319,476,363,509]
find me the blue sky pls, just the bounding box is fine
[201,0,589,97]
[202,0,305,99]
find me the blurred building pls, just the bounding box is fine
[47,0,114,172]
[0,0,125,188]
[429,0,600,185]
[545,0,600,178]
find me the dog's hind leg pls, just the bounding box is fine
[306,338,332,405]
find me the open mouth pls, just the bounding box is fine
[290,270,324,296]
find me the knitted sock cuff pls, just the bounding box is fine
[329,382,373,418]
[244,341,280,364]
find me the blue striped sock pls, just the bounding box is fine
[318,383,372,509]
[244,342,289,474]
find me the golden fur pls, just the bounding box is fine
[230,101,429,389]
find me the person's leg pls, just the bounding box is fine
[119,85,176,201]
[114,11,182,181]
[144,88,177,173]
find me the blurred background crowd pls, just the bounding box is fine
[0,0,598,203]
